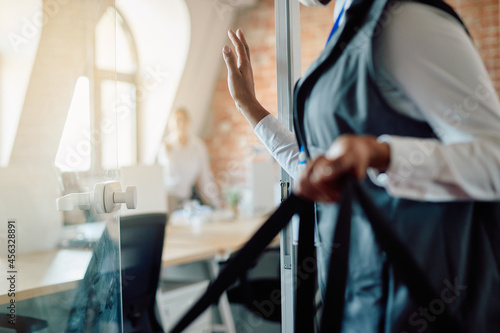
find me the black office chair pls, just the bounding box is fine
[66,213,167,333]
[0,315,48,332]
[120,213,167,333]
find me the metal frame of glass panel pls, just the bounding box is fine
[275,1,301,332]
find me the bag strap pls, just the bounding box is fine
[319,179,353,332]
[167,194,307,333]
[294,200,317,332]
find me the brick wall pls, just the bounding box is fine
[205,0,500,194]
[450,0,500,90]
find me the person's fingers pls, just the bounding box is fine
[297,157,335,201]
[228,29,249,67]
[296,177,323,201]
[236,28,251,64]
[303,156,325,182]
[355,160,368,180]
[309,156,343,184]
[310,159,343,199]
[320,153,357,183]
[222,45,238,76]
[297,136,376,202]
[297,175,339,202]
[298,156,350,202]
[326,149,367,181]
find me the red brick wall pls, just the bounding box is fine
[449,0,500,90]
[205,0,500,193]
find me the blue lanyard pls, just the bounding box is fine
[325,6,345,47]
[299,146,307,165]
[299,6,346,162]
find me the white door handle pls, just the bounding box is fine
[56,181,137,213]
[113,186,137,209]
[102,181,137,213]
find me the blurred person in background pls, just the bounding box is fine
[157,108,221,212]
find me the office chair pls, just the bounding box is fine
[65,213,167,332]
[0,315,48,332]
[120,213,167,333]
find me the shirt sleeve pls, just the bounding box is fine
[372,2,500,201]
[254,114,301,181]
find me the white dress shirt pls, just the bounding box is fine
[157,135,221,208]
[254,0,500,201]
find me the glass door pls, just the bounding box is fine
[0,0,127,331]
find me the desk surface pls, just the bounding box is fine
[0,216,268,304]
[164,217,270,263]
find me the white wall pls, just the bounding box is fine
[149,0,257,163]
[117,0,191,164]
[169,0,237,140]
[0,0,42,166]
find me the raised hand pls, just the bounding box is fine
[222,28,269,128]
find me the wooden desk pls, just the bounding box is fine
[0,216,269,304]
[0,249,93,304]
[163,216,270,265]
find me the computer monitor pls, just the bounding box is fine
[119,164,167,216]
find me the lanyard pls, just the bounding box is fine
[325,5,345,47]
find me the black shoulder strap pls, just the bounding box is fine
[294,201,317,332]
[319,180,353,332]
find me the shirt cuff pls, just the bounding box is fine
[375,135,444,193]
[253,115,270,140]
[254,114,288,152]
[253,114,301,181]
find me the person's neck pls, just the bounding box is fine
[177,132,189,147]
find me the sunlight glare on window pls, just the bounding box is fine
[54,76,91,172]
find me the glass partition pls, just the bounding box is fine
[0,0,123,331]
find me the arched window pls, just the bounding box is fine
[95,7,139,170]
[55,6,139,171]
[54,0,190,172]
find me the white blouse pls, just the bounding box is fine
[157,136,221,207]
[254,1,500,201]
